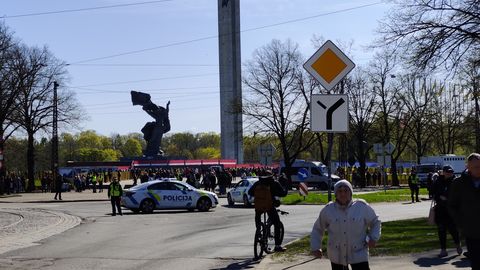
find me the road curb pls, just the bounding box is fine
[255,236,306,269]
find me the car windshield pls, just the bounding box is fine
[181,182,195,190]
[129,182,152,190]
[416,165,438,173]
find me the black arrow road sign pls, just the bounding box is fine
[317,98,345,130]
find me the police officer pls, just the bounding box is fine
[408,169,420,203]
[108,177,123,216]
[98,172,104,193]
[91,173,97,193]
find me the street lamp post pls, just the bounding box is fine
[52,81,59,183]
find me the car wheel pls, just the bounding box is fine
[197,197,212,212]
[243,194,252,207]
[140,199,155,214]
[227,194,234,206]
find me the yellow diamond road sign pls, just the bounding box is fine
[304,40,355,90]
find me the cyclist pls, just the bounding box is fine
[248,171,288,252]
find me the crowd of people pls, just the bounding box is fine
[0,172,26,195]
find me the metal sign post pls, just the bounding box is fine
[326,134,334,201]
[374,142,395,193]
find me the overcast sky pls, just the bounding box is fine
[2,0,392,137]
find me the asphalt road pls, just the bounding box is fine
[0,198,429,270]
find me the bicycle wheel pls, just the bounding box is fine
[278,221,284,244]
[254,227,264,259]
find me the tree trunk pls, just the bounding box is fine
[0,133,4,195]
[475,94,480,153]
[27,132,35,192]
[391,158,399,186]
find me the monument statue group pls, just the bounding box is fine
[131,91,170,157]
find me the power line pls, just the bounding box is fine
[68,63,219,67]
[83,91,220,108]
[72,72,218,88]
[90,104,220,115]
[0,0,176,19]
[68,1,384,64]
[70,85,219,93]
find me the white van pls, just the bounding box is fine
[416,154,466,187]
[279,160,340,190]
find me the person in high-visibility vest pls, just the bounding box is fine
[108,177,123,216]
[91,173,97,193]
[98,172,104,193]
[408,169,420,203]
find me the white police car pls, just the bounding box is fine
[121,179,219,213]
[227,177,258,207]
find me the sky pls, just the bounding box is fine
[1,0,393,137]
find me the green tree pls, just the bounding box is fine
[77,130,103,149]
[121,138,142,157]
[195,147,220,159]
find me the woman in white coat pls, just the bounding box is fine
[311,180,381,270]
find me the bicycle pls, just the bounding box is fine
[254,209,289,260]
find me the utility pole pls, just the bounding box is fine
[52,81,59,182]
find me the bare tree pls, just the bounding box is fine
[459,57,480,151]
[368,48,403,184]
[401,76,439,163]
[378,0,480,71]
[13,45,83,191]
[345,68,378,187]
[0,23,19,192]
[432,83,466,154]
[243,39,316,174]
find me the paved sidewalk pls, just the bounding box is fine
[256,249,471,269]
[0,208,81,254]
[0,180,137,203]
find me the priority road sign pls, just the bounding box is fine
[384,142,395,155]
[311,94,349,133]
[303,40,355,91]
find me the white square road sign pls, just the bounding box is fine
[311,94,349,133]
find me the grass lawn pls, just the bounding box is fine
[274,218,458,260]
[282,188,429,205]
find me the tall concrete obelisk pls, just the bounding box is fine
[218,0,243,164]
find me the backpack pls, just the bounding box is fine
[254,184,273,212]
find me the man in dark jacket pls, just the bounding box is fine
[248,172,288,252]
[448,153,480,269]
[433,165,461,257]
[408,170,420,203]
[54,174,63,200]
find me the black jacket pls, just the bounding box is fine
[448,172,480,238]
[433,175,454,224]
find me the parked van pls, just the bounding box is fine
[415,154,466,187]
[279,160,340,190]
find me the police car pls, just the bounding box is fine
[121,179,219,213]
[227,177,258,207]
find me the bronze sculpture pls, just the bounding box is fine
[131,91,170,157]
